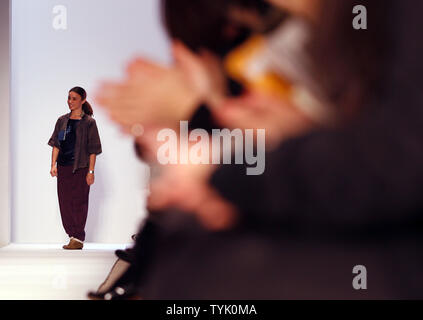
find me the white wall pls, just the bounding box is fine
[11,0,171,243]
[0,0,11,247]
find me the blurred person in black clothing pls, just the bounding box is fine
[147,0,423,299]
[93,0,423,299]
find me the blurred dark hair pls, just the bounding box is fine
[161,0,285,57]
[309,0,392,119]
[69,86,93,116]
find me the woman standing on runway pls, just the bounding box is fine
[48,87,102,250]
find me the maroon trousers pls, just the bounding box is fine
[57,165,90,241]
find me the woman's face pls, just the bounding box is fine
[68,91,85,111]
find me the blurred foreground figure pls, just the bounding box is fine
[93,0,423,299]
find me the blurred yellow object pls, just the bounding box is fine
[224,33,337,126]
[224,35,292,97]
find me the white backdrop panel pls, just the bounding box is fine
[11,0,170,243]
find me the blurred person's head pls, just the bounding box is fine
[161,0,286,57]
[226,0,287,32]
[266,0,322,22]
[69,87,93,116]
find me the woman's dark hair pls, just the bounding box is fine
[308,0,392,120]
[69,86,93,116]
[161,0,285,57]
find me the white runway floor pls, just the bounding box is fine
[0,243,130,300]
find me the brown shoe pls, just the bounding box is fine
[63,238,84,250]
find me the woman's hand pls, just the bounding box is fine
[86,173,95,186]
[171,41,227,109]
[95,41,227,135]
[213,92,316,149]
[50,166,57,177]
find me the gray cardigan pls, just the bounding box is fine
[48,113,102,173]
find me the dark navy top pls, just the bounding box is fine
[57,119,80,166]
